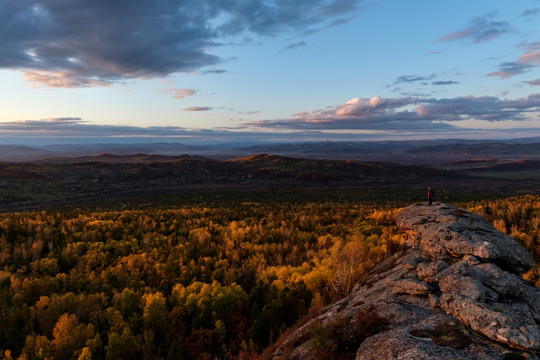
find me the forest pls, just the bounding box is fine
[0,193,538,360]
[0,155,467,211]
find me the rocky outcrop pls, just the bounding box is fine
[272,203,540,360]
[397,203,533,274]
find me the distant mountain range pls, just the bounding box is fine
[36,153,208,164]
[0,143,214,162]
[1,137,540,164]
[235,138,540,162]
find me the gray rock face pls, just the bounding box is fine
[272,203,540,360]
[396,203,534,274]
[389,277,432,295]
[417,260,449,283]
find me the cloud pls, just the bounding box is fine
[160,79,175,86]
[243,94,540,131]
[519,51,540,64]
[23,70,111,89]
[334,96,417,116]
[3,101,540,143]
[432,80,458,85]
[284,41,307,50]
[0,117,398,143]
[7,118,85,127]
[0,118,191,137]
[183,106,213,111]
[202,69,227,75]
[486,41,539,79]
[394,74,436,84]
[0,1,365,88]
[162,88,197,99]
[486,61,535,79]
[523,78,540,86]
[519,41,540,52]
[520,8,540,17]
[0,118,261,142]
[436,15,511,43]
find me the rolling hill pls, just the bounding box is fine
[0,154,458,210]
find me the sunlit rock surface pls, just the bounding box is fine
[273,203,540,360]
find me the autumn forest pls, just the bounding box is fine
[0,189,538,359]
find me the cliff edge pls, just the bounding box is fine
[273,203,540,360]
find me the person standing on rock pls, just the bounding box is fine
[427,186,434,205]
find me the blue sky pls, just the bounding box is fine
[1,0,540,144]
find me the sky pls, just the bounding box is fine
[1,0,540,145]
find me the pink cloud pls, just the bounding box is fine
[487,43,539,79]
[523,78,540,86]
[334,96,416,116]
[519,51,540,64]
[486,71,515,79]
[485,61,535,79]
[183,106,213,111]
[160,79,175,86]
[243,94,540,131]
[23,70,111,88]
[162,88,197,99]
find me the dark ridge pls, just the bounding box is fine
[229,154,301,163]
[478,159,540,172]
[35,153,210,164]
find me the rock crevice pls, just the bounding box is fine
[273,203,540,360]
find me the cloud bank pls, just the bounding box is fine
[3,92,540,144]
[0,118,191,137]
[0,0,363,88]
[244,94,540,131]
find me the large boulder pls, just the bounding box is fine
[396,203,534,274]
